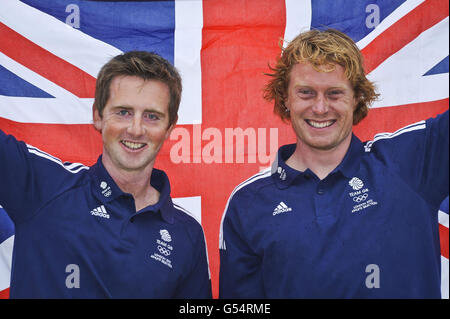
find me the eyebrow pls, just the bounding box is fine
[112,105,167,117]
[294,84,348,89]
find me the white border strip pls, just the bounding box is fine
[174,0,203,125]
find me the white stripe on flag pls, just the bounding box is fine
[0,52,75,99]
[0,0,122,78]
[0,235,14,292]
[283,0,312,45]
[356,0,425,50]
[439,210,449,228]
[0,50,95,125]
[172,196,201,224]
[368,17,449,108]
[174,0,203,125]
[441,256,449,299]
[0,96,94,124]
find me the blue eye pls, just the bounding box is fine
[297,88,315,97]
[117,109,131,116]
[144,113,160,121]
[327,90,343,99]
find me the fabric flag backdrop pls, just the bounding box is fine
[0,0,448,299]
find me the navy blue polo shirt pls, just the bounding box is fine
[0,130,211,298]
[219,111,448,298]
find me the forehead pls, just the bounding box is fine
[109,75,168,95]
[107,75,170,110]
[288,62,351,88]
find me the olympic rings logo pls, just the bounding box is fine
[158,245,171,256]
[353,193,368,202]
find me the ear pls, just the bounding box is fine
[92,105,103,132]
[164,115,178,140]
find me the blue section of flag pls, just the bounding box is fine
[440,196,449,215]
[311,0,406,42]
[0,65,53,98]
[19,0,175,63]
[0,207,14,243]
[424,56,449,76]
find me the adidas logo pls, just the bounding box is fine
[273,201,292,216]
[90,205,110,219]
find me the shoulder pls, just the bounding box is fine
[26,143,90,174]
[363,111,448,153]
[363,119,427,153]
[219,168,274,248]
[172,202,201,226]
[170,202,206,244]
[226,167,274,205]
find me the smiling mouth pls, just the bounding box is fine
[305,119,336,128]
[121,140,147,150]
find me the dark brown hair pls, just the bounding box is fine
[94,51,182,127]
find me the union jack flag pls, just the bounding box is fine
[0,0,448,298]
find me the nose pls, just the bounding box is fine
[312,93,329,115]
[127,115,145,136]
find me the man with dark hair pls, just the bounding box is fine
[219,29,448,298]
[0,51,212,298]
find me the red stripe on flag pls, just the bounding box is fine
[0,23,96,98]
[439,224,449,259]
[201,0,286,298]
[0,117,102,166]
[0,288,9,299]
[354,99,449,141]
[362,0,449,74]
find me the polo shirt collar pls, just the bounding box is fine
[271,134,364,187]
[334,134,364,179]
[146,168,174,224]
[271,143,304,188]
[89,156,175,223]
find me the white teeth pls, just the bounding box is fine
[122,141,146,150]
[307,120,334,128]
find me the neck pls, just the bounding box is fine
[102,157,160,211]
[286,137,351,180]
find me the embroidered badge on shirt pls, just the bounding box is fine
[100,181,112,197]
[348,177,378,213]
[150,229,174,268]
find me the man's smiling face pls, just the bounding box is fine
[285,62,357,152]
[94,75,173,174]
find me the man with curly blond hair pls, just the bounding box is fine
[219,29,448,298]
